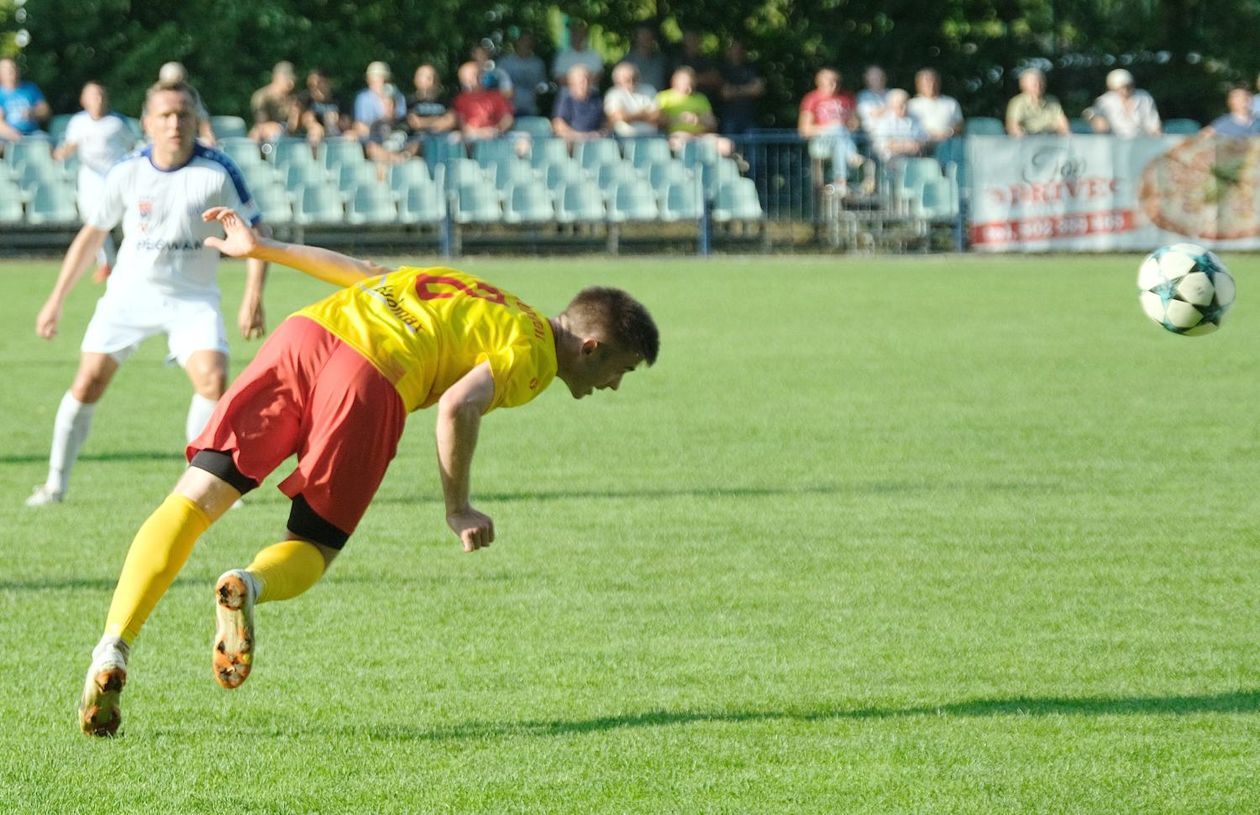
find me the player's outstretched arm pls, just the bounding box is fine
[202,207,392,289]
[435,362,497,553]
[35,225,110,339]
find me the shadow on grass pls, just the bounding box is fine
[0,450,184,465]
[280,690,1260,743]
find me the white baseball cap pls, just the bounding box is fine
[1106,69,1134,90]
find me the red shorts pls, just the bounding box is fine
[188,316,407,537]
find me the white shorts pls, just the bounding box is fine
[80,291,228,366]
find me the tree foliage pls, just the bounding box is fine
[1,0,1257,127]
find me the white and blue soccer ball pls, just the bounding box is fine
[1138,243,1236,336]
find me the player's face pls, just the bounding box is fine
[144,90,197,162]
[566,343,643,400]
[81,84,107,118]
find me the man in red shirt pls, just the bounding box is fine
[798,67,864,190]
[452,62,514,141]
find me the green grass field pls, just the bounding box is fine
[1,252,1259,813]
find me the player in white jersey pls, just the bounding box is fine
[53,81,137,282]
[27,80,268,507]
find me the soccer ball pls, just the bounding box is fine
[1137,243,1236,336]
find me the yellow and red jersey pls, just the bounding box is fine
[295,267,556,413]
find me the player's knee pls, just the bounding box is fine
[70,373,110,403]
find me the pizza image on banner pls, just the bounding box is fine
[1139,135,1260,240]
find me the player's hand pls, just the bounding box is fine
[202,207,259,258]
[35,299,61,339]
[238,297,266,340]
[447,506,495,552]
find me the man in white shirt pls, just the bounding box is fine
[1087,68,1162,137]
[27,81,268,507]
[908,68,965,143]
[870,88,927,162]
[53,81,137,282]
[604,62,660,137]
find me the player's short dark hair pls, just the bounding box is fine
[562,287,659,365]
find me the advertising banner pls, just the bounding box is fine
[967,134,1260,252]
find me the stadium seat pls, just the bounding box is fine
[472,138,518,168]
[492,159,537,192]
[268,138,317,169]
[1069,117,1094,134]
[421,135,466,171]
[318,139,369,171]
[284,161,329,192]
[965,117,1005,135]
[49,113,73,145]
[913,176,959,221]
[893,157,944,211]
[445,158,487,188]
[453,182,502,224]
[529,138,571,169]
[251,182,293,225]
[0,178,23,223]
[211,115,249,139]
[658,179,703,222]
[26,181,79,225]
[502,184,555,224]
[346,184,399,225]
[700,157,743,197]
[221,137,265,170]
[625,137,671,170]
[575,138,622,172]
[398,183,447,224]
[292,183,345,225]
[389,159,434,195]
[1163,118,1201,134]
[7,139,55,173]
[606,179,659,222]
[335,163,383,200]
[647,159,691,189]
[512,116,555,140]
[17,162,58,196]
[711,178,764,222]
[680,138,720,168]
[556,181,606,224]
[596,162,641,199]
[543,158,586,193]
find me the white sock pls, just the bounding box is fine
[91,635,130,668]
[47,391,95,495]
[186,393,219,443]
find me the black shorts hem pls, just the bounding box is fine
[287,494,350,550]
[190,449,260,495]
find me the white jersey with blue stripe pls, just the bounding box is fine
[87,143,261,299]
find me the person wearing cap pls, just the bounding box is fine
[1086,68,1161,137]
[352,61,406,141]
[249,61,302,143]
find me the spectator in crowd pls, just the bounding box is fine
[364,84,417,167]
[158,61,218,146]
[718,40,764,136]
[1203,86,1260,137]
[869,88,927,163]
[452,61,515,141]
[1085,69,1161,137]
[657,66,732,156]
[856,64,889,132]
[0,57,50,145]
[248,61,302,144]
[798,67,863,187]
[604,62,661,138]
[908,68,964,143]
[674,30,723,100]
[298,67,346,146]
[552,19,605,85]
[406,64,457,138]
[552,65,607,144]
[1006,68,1069,137]
[52,81,136,283]
[499,31,549,117]
[621,24,669,93]
[352,61,406,141]
[471,43,514,101]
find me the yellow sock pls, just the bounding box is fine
[105,494,211,645]
[246,540,326,603]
